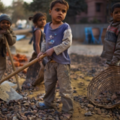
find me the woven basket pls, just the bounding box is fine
[87,66,120,109]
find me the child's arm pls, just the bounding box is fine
[35,29,41,55]
[111,33,120,64]
[5,29,16,46]
[45,28,72,56]
[53,29,72,55]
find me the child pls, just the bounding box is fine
[101,3,120,66]
[37,0,73,119]
[0,14,16,80]
[23,12,47,88]
[30,12,46,56]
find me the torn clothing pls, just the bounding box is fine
[42,22,72,64]
[101,19,120,64]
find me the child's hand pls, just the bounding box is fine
[45,48,54,56]
[0,30,7,34]
[37,52,44,61]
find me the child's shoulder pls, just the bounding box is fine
[45,22,71,28]
[63,22,71,29]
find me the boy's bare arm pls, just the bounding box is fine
[111,33,120,64]
[53,29,72,55]
[5,29,16,46]
[35,30,41,55]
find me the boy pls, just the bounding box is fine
[0,14,16,80]
[101,3,120,66]
[37,0,73,119]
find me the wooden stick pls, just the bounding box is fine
[5,39,20,91]
[0,54,46,84]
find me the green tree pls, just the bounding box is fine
[0,1,5,12]
[24,0,52,12]
[65,0,87,23]
[66,0,87,16]
[11,0,33,22]
[24,0,87,24]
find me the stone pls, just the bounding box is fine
[12,116,18,120]
[84,111,92,116]
[87,104,94,108]
[111,94,117,101]
[94,108,101,115]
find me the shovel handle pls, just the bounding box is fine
[5,38,20,91]
[0,54,47,84]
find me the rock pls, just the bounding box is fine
[12,116,18,120]
[84,111,92,116]
[55,116,59,120]
[24,103,29,106]
[2,108,7,112]
[116,114,120,119]
[94,108,101,115]
[111,94,117,101]
[60,116,64,120]
[87,104,94,108]
[73,90,77,93]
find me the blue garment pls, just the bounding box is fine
[44,22,71,64]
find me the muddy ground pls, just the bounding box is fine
[2,38,117,120]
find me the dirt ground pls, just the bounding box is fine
[11,39,113,120]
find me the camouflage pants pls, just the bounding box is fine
[44,62,73,114]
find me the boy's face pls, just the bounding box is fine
[0,20,11,30]
[36,16,46,28]
[49,3,67,23]
[111,8,120,22]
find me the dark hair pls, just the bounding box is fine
[29,12,46,24]
[111,3,120,13]
[50,0,69,10]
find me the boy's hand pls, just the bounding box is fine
[0,30,7,34]
[37,52,44,61]
[45,48,54,56]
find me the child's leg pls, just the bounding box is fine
[57,64,73,114]
[43,62,57,106]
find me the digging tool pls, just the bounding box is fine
[5,38,20,91]
[0,54,47,84]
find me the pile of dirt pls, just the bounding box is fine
[70,53,107,77]
[1,53,119,120]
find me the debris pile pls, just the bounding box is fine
[95,91,120,106]
[74,95,120,119]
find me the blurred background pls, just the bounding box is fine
[0,0,120,55]
[0,0,120,42]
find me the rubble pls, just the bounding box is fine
[1,53,120,120]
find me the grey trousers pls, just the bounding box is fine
[43,62,73,114]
